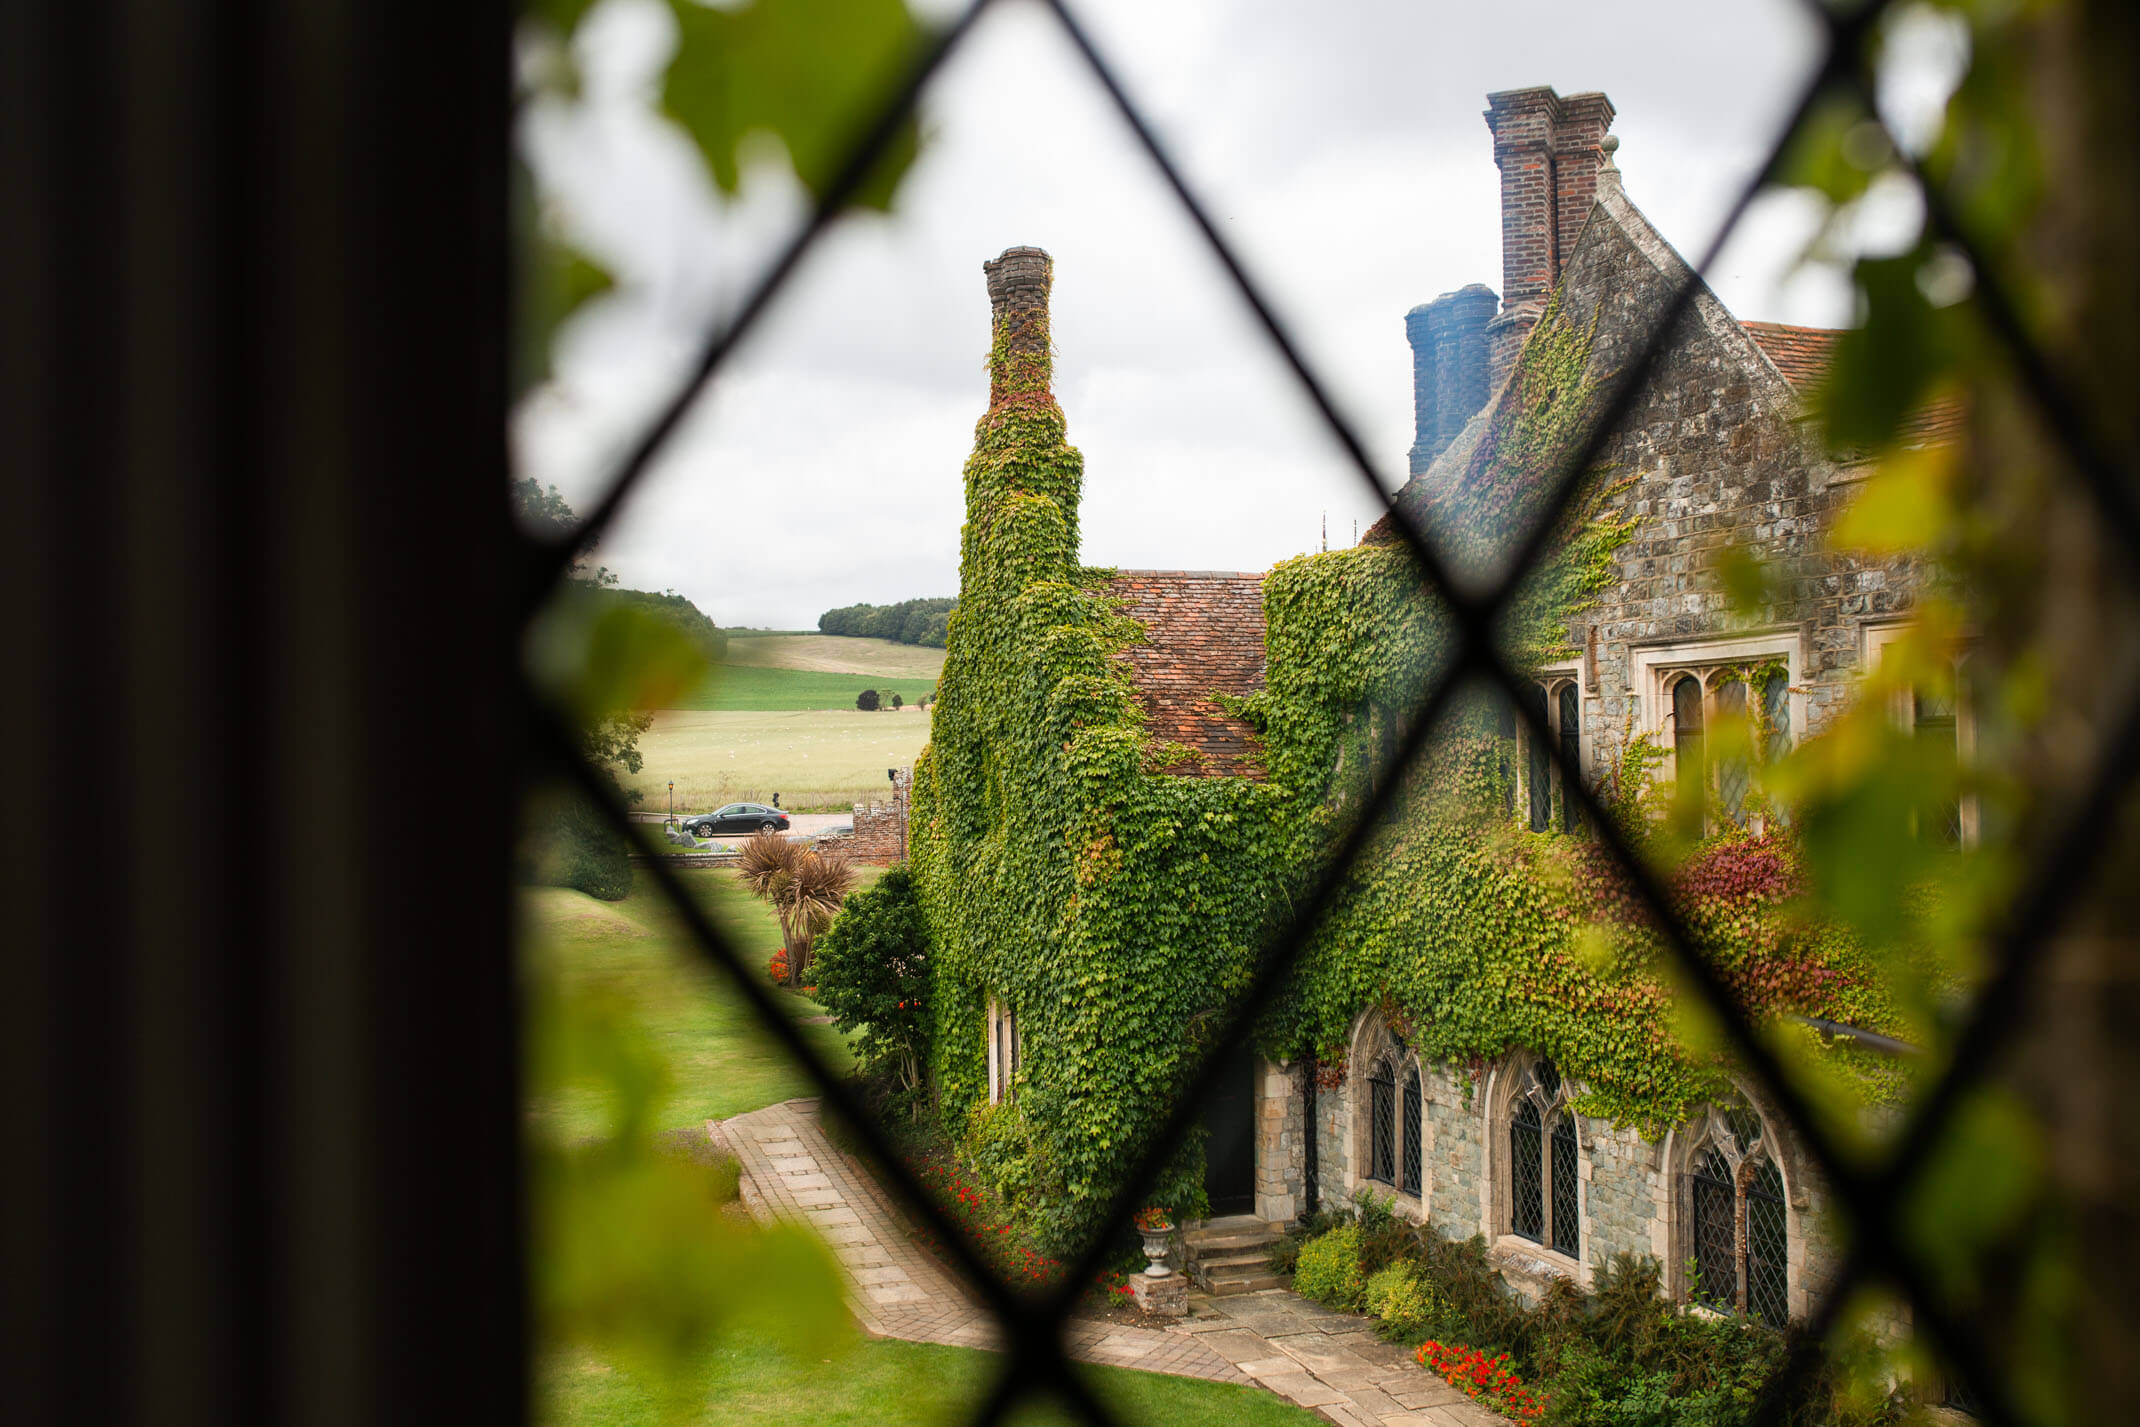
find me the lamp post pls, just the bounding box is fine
[668,780,674,829]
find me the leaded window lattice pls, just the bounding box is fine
[1747,1159,1788,1327]
[1510,1097,1544,1243]
[1691,1149,1738,1311]
[1368,1058,1396,1185]
[1401,1068,1423,1197]
[1525,683,1552,833]
[1558,682,1583,834]
[1715,677,1750,828]
[1550,1111,1580,1257]
[504,7,2086,1417]
[1760,668,1791,764]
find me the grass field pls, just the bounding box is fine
[538,1336,1323,1427]
[720,632,946,679]
[673,662,939,711]
[625,708,933,814]
[528,870,1320,1427]
[521,868,863,1139]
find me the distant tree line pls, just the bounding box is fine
[817,596,956,648]
[596,586,725,660]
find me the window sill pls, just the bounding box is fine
[1489,1235,1583,1290]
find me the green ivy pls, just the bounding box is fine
[911,284,1905,1254]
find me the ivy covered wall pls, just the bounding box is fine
[911,247,1907,1254]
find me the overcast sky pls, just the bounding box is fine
[514,0,1963,631]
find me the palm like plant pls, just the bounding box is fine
[736,830,856,986]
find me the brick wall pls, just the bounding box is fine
[847,768,910,864]
[1484,86,1616,388]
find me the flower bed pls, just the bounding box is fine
[905,1145,1132,1305]
[1417,1340,1545,1425]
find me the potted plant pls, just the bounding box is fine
[1133,1206,1175,1277]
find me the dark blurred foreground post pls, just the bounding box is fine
[1,2,518,1424]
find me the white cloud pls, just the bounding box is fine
[517,0,1862,630]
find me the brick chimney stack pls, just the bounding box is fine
[1482,87,1615,387]
[983,245,1053,405]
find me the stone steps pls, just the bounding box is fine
[1183,1214,1286,1297]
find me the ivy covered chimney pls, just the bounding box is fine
[1483,87,1615,387]
[983,245,1054,405]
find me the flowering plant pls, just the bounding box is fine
[1416,1340,1544,1425]
[906,1146,1126,1305]
[767,949,790,984]
[1133,1206,1173,1232]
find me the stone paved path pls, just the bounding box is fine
[716,1098,1509,1427]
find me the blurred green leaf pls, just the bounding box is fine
[1777,90,1880,205]
[1816,251,1955,454]
[518,233,616,397]
[1714,543,1776,621]
[529,583,713,725]
[1898,1087,2042,1307]
[1831,442,1958,555]
[663,0,925,211]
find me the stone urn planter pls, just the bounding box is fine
[1134,1211,1175,1278]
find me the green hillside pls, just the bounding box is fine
[675,663,936,712]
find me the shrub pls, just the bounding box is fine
[890,692,903,709]
[519,789,631,902]
[856,688,881,711]
[1365,1259,1448,1335]
[1293,1224,1365,1311]
[813,867,932,1099]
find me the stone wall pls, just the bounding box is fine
[1553,180,1923,785]
[1253,1059,1304,1223]
[1277,1030,1842,1321]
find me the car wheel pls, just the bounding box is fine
[761,820,781,834]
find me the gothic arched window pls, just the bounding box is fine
[1401,1067,1423,1197]
[1672,673,1705,816]
[1510,1098,1544,1241]
[1507,1058,1581,1257]
[1368,1057,1396,1186]
[1686,1104,1791,1326]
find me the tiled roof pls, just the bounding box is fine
[1741,320,1964,448]
[1105,570,1268,779]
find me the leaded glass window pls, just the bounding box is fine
[1672,674,1705,817]
[1760,667,1791,763]
[1496,698,1516,817]
[1690,1149,1737,1311]
[1368,1058,1395,1184]
[1550,1111,1580,1257]
[1747,1160,1788,1327]
[1526,683,1552,833]
[1557,682,1582,833]
[1915,686,1962,847]
[1714,676,1749,828]
[1401,1067,1423,1197]
[1510,1098,1544,1242]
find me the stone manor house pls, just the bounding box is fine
[936,86,1962,1326]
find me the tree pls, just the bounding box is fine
[812,867,931,1106]
[735,831,856,986]
[856,688,881,711]
[889,692,903,709]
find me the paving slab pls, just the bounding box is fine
[718,1099,1508,1426]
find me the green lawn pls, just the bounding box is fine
[521,867,865,1140]
[674,662,938,711]
[528,870,1320,1427]
[539,1335,1324,1427]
